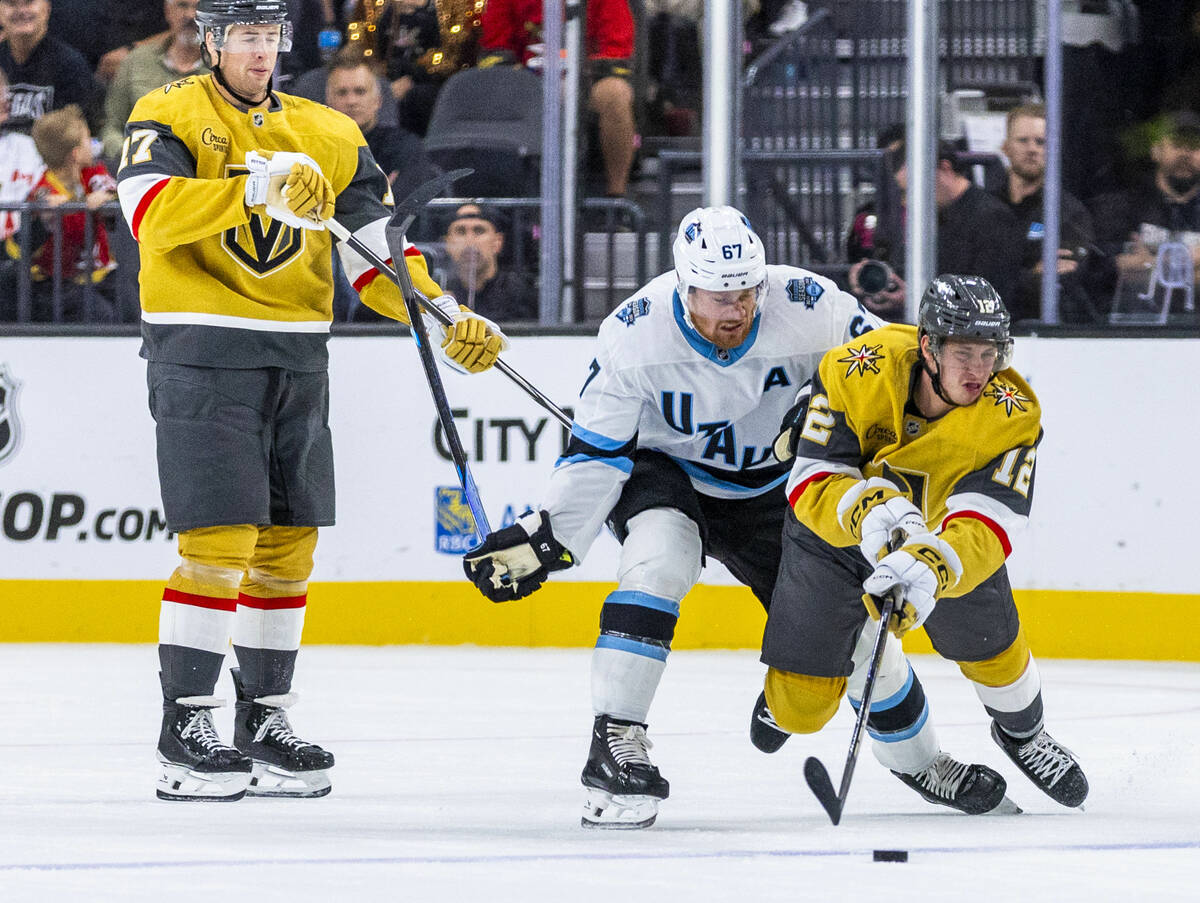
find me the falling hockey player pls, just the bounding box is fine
[116,0,506,801]
[760,274,1088,812]
[464,206,1019,827]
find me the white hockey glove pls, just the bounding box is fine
[861,533,962,637]
[857,495,927,564]
[462,510,574,602]
[244,150,335,230]
[422,294,509,374]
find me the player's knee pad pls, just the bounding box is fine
[961,627,1044,737]
[175,525,260,592]
[957,626,1033,688]
[617,507,702,601]
[245,525,318,593]
[764,667,845,735]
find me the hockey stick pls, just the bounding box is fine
[368,198,493,537]
[803,530,906,825]
[325,172,572,431]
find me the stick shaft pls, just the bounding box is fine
[328,220,491,536]
[328,220,573,430]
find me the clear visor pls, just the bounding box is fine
[931,335,1013,373]
[204,21,293,53]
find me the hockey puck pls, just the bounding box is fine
[873,850,908,862]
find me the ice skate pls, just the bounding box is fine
[749,690,790,753]
[580,714,669,829]
[156,696,252,802]
[991,721,1088,808]
[893,751,1022,814]
[233,669,334,798]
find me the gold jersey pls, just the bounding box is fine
[116,74,441,370]
[786,324,1042,596]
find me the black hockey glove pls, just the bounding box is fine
[463,510,574,602]
[772,385,813,463]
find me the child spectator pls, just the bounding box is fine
[25,104,117,321]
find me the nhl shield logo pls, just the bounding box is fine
[0,364,22,466]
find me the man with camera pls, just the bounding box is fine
[847,133,1024,322]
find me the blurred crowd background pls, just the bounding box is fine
[2,0,1198,329]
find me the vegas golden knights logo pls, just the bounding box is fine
[0,364,22,466]
[222,165,304,276]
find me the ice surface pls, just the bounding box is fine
[1,646,1196,901]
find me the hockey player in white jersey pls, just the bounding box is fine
[465,206,1014,828]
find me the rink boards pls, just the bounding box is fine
[0,333,1196,660]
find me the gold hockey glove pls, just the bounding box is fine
[280,163,335,224]
[441,314,503,373]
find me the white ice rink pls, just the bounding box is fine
[1,645,1196,902]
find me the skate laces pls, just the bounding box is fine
[912,753,970,799]
[1014,731,1075,787]
[756,701,782,731]
[255,707,313,750]
[606,721,654,768]
[181,708,228,751]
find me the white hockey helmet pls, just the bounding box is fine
[673,206,768,302]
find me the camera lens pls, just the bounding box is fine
[858,260,891,294]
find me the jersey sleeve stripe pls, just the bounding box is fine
[118,174,170,241]
[351,265,385,292]
[569,422,631,452]
[555,452,634,473]
[787,470,833,508]
[942,510,1012,556]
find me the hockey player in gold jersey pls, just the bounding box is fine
[116,0,505,801]
[760,275,1089,811]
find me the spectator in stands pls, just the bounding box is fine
[0,64,42,243]
[377,0,466,137]
[847,135,1024,323]
[993,102,1105,323]
[480,0,636,199]
[1090,110,1200,296]
[0,63,43,312]
[100,0,207,164]
[24,104,117,321]
[324,47,432,199]
[48,0,168,84]
[442,203,537,322]
[0,0,102,132]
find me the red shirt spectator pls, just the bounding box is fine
[481,0,633,64]
[28,162,115,282]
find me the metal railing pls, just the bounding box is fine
[0,200,125,324]
[1,197,652,327]
[653,148,897,283]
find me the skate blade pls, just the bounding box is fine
[156,758,250,802]
[988,795,1023,815]
[580,788,659,830]
[246,762,332,798]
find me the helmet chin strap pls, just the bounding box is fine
[211,51,272,108]
[921,344,960,408]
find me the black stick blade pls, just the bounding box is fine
[804,756,843,826]
[385,167,474,237]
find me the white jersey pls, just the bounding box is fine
[542,265,881,560]
[0,130,44,240]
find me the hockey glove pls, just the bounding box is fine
[426,296,508,373]
[244,150,334,230]
[463,510,574,602]
[771,385,813,463]
[861,533,962,636]
[856,495,927,564]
